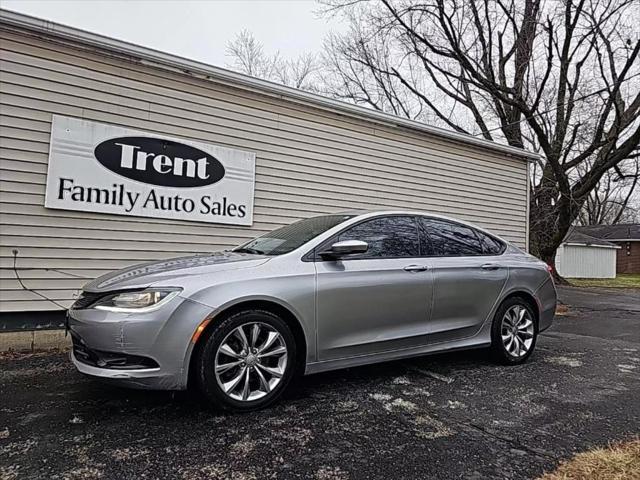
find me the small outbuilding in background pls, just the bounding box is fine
[555,230,620,279]
[571,224,640,275]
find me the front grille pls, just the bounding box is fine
[71,334,158,370]
[71,291,105,310]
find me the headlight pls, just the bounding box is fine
[92,288,181,313]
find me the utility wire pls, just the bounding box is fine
[3,266,92,279]
[47,268,89,279]
[12,250,70,310]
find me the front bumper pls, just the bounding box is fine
[70,350,168,389]
[67,295,213,390]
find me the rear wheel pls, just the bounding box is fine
[196,310,296,411]
[491,297,537,365]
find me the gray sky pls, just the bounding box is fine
[2,0,342,67]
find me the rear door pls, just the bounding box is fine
[418,217,508,344]
[315,215,433,361]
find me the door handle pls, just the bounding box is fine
[404,264,429,272]
[481,263,500,270]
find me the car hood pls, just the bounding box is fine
[82,251,271,292]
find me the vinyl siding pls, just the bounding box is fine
[0,26,529,312]
[556,245,618,279]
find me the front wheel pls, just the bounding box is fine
[196,310,296,411]
[490,297,537,365]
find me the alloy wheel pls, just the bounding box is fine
[214,322,288,401]
[500,305,534,358]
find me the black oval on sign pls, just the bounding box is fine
[94,136,225,188]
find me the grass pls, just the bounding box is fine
[538,439,640,480]
[568,274,640,289]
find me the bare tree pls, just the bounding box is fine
[226,30,320,91]
[578,159,640,225]
[320,0,640,273]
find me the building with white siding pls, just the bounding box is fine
[569,224,640,274]
[556,231,620,279]
[0,10,538,327]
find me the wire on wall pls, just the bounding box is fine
[12,249,71,310]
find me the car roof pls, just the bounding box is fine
[344,209,474,223]
[331,210,509,244]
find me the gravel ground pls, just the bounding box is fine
[1,286,639,480]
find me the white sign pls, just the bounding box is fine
[45,115,256,226]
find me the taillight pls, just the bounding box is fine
[546,264,554,281]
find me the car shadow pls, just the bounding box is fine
[72,347,498,417]
[285,347,494,401]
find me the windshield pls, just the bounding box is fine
[234,214,354,256]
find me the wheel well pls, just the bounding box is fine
[501,291,540,323]
[188,300,308,386]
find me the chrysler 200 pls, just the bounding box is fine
[68,211,556,411]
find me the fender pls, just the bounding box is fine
[179,292,314,385]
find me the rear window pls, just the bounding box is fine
[419,217,504,256]
[476,231,506,255]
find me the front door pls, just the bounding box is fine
[315,216,433,361]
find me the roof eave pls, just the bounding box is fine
[564,242,621,249]
[599,238,640,242]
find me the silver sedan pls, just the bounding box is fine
[68,211,556,411]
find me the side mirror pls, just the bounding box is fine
[319,240,368,258]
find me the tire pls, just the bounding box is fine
[490,297,538,365]
[196,309,296,411]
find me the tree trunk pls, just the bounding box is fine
[537,246,569,285]
[529,190,573,285]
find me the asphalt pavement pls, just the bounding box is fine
[1,286,639,480]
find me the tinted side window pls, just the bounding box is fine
[338,216,419,258]
[419,218,484,256]
[476,231,505,255]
